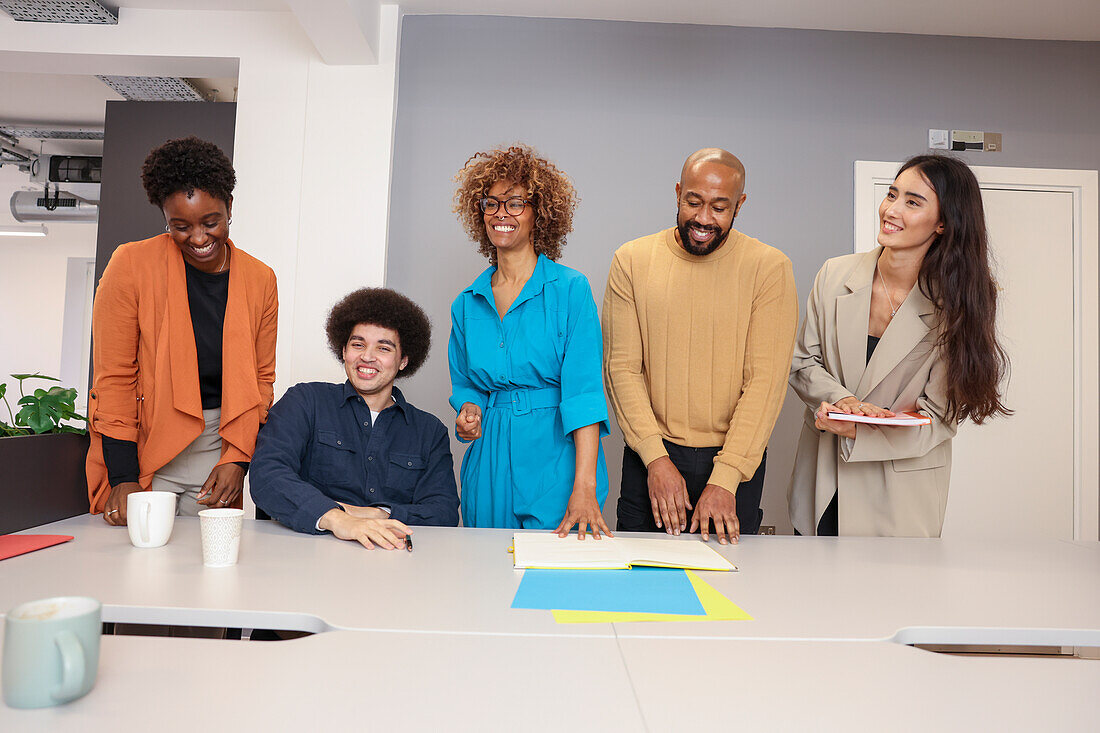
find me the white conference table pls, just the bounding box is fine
[2,515,1099,730]
[2,515,1099,647]
[2,632,1097,731]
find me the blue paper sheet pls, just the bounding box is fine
[511,567,705,615]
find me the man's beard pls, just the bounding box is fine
[676,216,732,256]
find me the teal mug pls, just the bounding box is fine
[2,596,101,709]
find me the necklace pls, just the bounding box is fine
[216,245,229,273]
[877,266,899,318]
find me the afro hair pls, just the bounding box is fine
[141,136,236,209]
[325,288,432,378]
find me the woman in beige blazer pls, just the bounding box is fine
[788,155,1009,537]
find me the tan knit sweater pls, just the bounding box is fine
[601,227,798,494]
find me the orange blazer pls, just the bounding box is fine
[86,234,278,513]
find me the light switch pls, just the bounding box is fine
[984,132,1002,152]
[928,129,949,150]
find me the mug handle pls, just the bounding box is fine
[140,501,151,544]
[51,631,86,702]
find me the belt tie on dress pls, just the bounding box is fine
[487,387,561,416]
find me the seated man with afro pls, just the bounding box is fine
[251,288,459,548]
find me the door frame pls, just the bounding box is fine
[854,161,1099,541]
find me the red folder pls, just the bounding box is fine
[0,534,74,561]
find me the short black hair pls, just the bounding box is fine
[141,136,236,208]
[325,288,432,378]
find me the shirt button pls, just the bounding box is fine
[368,456,374,461]
[407,461,413,466]
[499,342,504,348]
[336,440,342,445]
[369,488,375,493]
[364,422,369,427]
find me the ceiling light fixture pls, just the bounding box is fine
[0,224,49,237]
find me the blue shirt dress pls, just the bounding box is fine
[448,254,610,529]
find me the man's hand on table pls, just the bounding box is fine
[102,481,144,525]
[337,503,390,520]
[318,508,411,550]
[689,485,739,545]
[646,455,691,534]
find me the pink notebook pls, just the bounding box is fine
[0,534,74,561]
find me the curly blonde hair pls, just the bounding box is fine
[452,144,577,264]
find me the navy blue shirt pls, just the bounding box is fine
[250,382,459,533]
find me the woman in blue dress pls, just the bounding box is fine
[449,144,611,537]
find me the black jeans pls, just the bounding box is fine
[617,440,766,535]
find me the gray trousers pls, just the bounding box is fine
[151,408,222,516]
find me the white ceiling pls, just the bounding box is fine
[111,0,1100,41]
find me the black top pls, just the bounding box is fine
[185,261,230,410]
[101,261,239,487]
[866,334,881,364]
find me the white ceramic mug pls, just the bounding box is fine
[198,508,244,567]
[2,596,102,709]
[126,491,177,548]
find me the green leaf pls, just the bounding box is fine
[17,388,68,433]
[0,383,6,400]
[11,373,59,382]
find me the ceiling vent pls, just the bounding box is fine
[0,0,117,24]
[0,127,104,140]
[96,75,205,102]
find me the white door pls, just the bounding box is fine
[855,163,1098,541]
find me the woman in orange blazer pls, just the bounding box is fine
[87,137,278,525]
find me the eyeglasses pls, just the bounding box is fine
[479,196,531,216]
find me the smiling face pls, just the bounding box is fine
[163,189,232,273]
[482,179,535,256]
[877,167,945,254]
[674,162,746,256]
[342,323,408,407]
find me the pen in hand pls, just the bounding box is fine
[404,535,413,552]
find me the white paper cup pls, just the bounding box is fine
[126,491,177,548]
[198,508,244,567]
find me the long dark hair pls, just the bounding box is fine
[901,155,1010,424]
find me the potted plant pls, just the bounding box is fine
[1,374,90,534]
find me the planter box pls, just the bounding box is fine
[0,432,90,534]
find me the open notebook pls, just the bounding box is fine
[512,532,736,571]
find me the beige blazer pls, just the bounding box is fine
[788,248,956,537]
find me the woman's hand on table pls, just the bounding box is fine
[455,402,482,440]
[102,481,143,525]
[197,463,246,508]
[555,482,613,540]
[319,508,411,550]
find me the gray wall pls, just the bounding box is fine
[386,15,1100,532]
[96,101,237,285]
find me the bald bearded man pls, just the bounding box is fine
[602,148,798,544]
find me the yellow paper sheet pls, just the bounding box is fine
[551,570,752,623]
